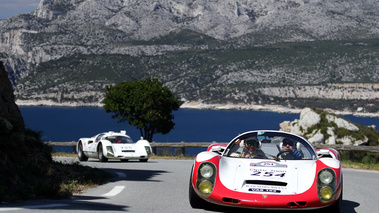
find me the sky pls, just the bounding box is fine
[0,0,40,20]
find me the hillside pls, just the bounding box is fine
[0,61,110,202]
[0,0,378,112]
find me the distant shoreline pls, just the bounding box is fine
[16,100,379,118]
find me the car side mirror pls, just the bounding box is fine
[211,146,225,154]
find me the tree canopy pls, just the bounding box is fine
[102,78,183,142]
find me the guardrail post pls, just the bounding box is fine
[181,141,185,155]
[72,141,76,153]
[151,142,157,155]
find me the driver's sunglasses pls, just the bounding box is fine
[283,141,294,146]
[246,141,259,147]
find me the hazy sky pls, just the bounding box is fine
[0,0,40,20]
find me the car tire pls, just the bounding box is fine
[324,180,343,213]
[189,170,208,209]
[98,144,108,162]
[77,142,88,161]
[324,194,342,213]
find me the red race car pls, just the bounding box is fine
[189,130,342,212]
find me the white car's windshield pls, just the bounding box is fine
[223,131,317,160]
[105,135,133,144]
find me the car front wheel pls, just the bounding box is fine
[98,144,108,162]
[189,169,208,209]
[78,142,88,161]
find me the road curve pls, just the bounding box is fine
[0,157,378,213]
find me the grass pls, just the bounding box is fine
[341,160,379,171]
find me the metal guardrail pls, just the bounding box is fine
[45,141,379,154]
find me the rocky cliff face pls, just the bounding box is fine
[0,0,378,107]
[280,107,378,145]
[0,61,24,133]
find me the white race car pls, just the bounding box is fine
[77,131,152,162]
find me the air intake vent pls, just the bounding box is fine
[246,180,287,186]
[287,201,307,207]
[222,197,240,204]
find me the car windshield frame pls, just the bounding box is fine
[223,131,317,161]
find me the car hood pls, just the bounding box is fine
[218,157,316,195]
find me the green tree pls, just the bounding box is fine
[102,78,183,142]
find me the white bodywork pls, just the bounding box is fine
[77,131,152,162]
[219,157,316,195]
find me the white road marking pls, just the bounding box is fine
[0,204,69,211]
[102,186,125,197]
[115,172,127,178]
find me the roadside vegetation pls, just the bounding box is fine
[0,129,111,203]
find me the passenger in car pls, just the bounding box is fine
[242,138,267,159]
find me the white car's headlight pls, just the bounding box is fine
[200,164,214,178]
[196,162,216,197]
[319,169,334,184]
[317,168,337,203]
[320,186,333,200]
[199,180,213,194]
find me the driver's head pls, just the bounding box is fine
[282,138,294,150]
[245,138,259,149]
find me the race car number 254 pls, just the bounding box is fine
[250,168,286,179]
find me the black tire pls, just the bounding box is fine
[189,171,208,209]
[139,159,148,162]
[323,194,342,213]
[98,144,108,162]
[77,142,88,161]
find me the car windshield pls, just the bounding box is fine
[223,131,317,160]
[105,135,133,144]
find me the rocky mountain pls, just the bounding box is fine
[0,0,378,111]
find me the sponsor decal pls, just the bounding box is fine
[257,131,265,135]
[262,194,268,199]
[122,146,133,150]
[250,161,287,168]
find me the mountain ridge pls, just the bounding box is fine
[0,0,378,113]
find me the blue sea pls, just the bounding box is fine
[19,106,379,156]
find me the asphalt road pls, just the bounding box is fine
[1,157,378,213]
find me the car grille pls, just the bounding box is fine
[122,150,135,152]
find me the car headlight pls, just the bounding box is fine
[196,162,216,197]
[144,146,152,155]
[317,168,337,203]
[320,186,333,200]
[200,164,214,178]
[106,146,114,157]
[319,170,333,184]
[199,180,213,194]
